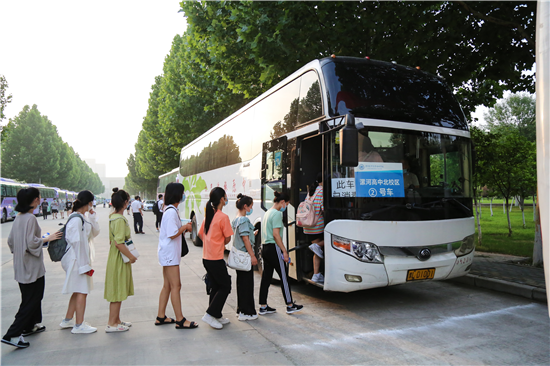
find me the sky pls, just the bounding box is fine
[0,0,186,177]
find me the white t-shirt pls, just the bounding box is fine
[158,199,164,213]
[131,200,143,213]
[157,205,182,266]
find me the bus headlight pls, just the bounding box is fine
[454,234,475,257]
[332,235,383,263]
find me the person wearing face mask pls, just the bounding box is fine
[155,183,197,330]
[232,193,258,321]
[59,190,100,334]
[259,191,303,315]
[198,187,234,329]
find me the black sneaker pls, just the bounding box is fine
[2,335,30,348]
[22,325,46,337]
[258,305,277,315]
[286,303,303,314]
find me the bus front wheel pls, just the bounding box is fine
[1,209,6,223]
[191,215,203,247]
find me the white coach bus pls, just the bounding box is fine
[179,56,475,292]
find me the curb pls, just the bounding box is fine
[449,274,547,303]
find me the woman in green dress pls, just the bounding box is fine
[104,188,137,333]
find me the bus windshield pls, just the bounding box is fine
[322,58,468,130]
[328,128,473,222]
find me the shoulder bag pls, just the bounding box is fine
[228,217,252,271]
[166,206,189,258]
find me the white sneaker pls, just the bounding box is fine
[120,321,132,327]
[201,313,223,329]
[105,324,129,333]
[216,317,230,325]
[71,322,97,334]
[309,243,324,259]
[312,273,325,284]
[238,313,259,321]
[59,318,74,329]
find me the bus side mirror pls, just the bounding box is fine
[340,114,358,167]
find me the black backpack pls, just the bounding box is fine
[47,213,84,262]
[153,200,160,215]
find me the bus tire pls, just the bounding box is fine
[191,215,203,247]
[1,209,6,223]
[253,225,263,276]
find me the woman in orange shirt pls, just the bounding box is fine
[198,187,234,329]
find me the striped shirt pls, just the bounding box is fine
[303,186,324,234]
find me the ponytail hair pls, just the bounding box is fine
[15,187,40,213]
[111,187,130,211]
[308,172,323,196]
[273,190,290,203]
[72,190,94,212]
[205,187,226,235]
[236,193,253,210]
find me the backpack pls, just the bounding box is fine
[153,200,160,215]
[296,190,320,228]
[47,213,84,262]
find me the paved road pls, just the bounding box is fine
[2,207,549,365]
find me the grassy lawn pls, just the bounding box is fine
[479,197,535,205]
[474,205,536,258]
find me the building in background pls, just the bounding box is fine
[84,158,124,196]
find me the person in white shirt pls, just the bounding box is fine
[155,194,164,232]
[131,197,144,234]
[60,190,100,334]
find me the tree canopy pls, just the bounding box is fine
[1,105,105,194]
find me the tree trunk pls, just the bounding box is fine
[509,196,515,212]
[505,197,512,236]
[520,196,526,228]
[503,200,505,214]
[533,197,543,266]
[474,193,482,245]
[490,197,494,216]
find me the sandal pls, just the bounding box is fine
[175,317,198,329]
[155,315,176,326]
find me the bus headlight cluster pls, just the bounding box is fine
[332,235,383,263]
[454,234,475,257]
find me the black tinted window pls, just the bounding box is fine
[322,59,467,130]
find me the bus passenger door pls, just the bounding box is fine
[261,136,296,277]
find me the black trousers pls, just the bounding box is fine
[202,259,231,318]
[259,244,293,305]
[236,268,256,316]
[133,213,143,233]
[3,276,45,339]
[155,212,163,229]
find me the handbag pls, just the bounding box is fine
[120,239,140,263]
[181,234,189,257]
[227,245,251,271]
[165,207,189,258]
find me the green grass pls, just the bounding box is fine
[474,205,536,258]
[479,197,535,205]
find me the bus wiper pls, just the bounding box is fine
[422,198,472,215]
[360,203,428,220]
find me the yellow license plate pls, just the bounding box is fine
[406,268,435,281]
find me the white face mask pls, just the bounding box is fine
[88,204,93,212]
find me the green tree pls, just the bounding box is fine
[0,74,12,123]
[179,1,536,115]
[483,92,536,142]
[125,154,157,198]
[473,128,535,236]
[1,105,60,184]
